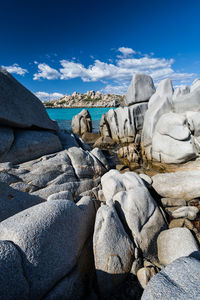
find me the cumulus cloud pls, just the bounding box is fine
[33,48,196,94]
[102,83,129,95]
[1,63,28,75]
[59,56,195,85]
[118,47,136,56]
[35,91,64,101]
[33,63,60,80]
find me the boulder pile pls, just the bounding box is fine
[0,69,200,299]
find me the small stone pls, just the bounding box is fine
[169,218,185,229]
[172,206,199,220]
[97,190,106,203]
[137,267,153,289]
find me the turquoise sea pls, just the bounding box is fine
[46,107,114,131]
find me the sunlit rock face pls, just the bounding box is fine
[125,74,156,106]
[142,77,200,167]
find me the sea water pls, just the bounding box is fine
[46,107,114,131]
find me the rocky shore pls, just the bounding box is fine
[43,90,124,108]
[0,67,200,299]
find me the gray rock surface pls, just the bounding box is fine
[142,95,172,160]
[125,74,155,106]
[157,228,199,266]
[93,204,134,295]
[44,238,95,300]
[174,88,200,113]
[148,78,173,108]
[0,241,30,300]
[1,145,108,201]
[47,190,74,201]
[0,127,14,156]
[1,130,63,164]
[151,113,196,164]
[72,109,92,136]
[152,170,200,200]
[100,103,148,144]
[90,147,109,170]
[0,68,58,130]
[0,197,96,299]
[101,170,166,260]
[0,181,44,222]
[186,111,200,137]
[142,255,200,300]
[173,85,190,99]
[67,147,107,179]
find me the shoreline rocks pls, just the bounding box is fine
[0,70,200,299]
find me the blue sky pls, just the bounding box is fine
[1,0,200,100]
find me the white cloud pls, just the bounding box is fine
[60,60,86,80]
[35,91,64,101]
[1,63,28,75]
[59,56,195,85]
[33,48,196,94]
[33,63,60,80]
[102,83,128,95]
[118,47,136,56]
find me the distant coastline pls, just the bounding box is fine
[42,90,124,109]
[45,104,118,108]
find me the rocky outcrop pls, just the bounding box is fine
[142,77,200,167]
[0,68,64,163]
[93,204,134,295]
[125,74,155,106]
[1,70,200,299]
[0,68,57,130]
[43,90,123,108]
[100,170,167,260]
[100,103,148,144]
[72,109,92,136]
[0,136,109,201]
[151,112,197,164]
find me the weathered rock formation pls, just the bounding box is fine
[125,74,156,106]
[0,68,62,163]
[0,68,57,130]
[100,103,148,144]
[142,76,200,167]
[72,109,92,136]
[0,70,200,299]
